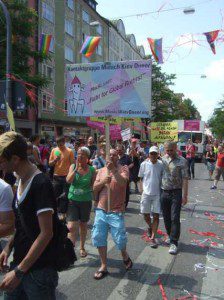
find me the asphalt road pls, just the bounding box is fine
[1,162,224,299]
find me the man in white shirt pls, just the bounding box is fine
[139,146,163,248]
[0,178,14,240]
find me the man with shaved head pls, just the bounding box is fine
[161,142,188,255]
[92,149,132,280]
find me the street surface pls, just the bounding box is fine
[1,163,224,299]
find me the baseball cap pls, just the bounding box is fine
[131,138,138,143]
[149,146,159,153]
[0,131,19,156]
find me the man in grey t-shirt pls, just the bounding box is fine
[161,142,188,255]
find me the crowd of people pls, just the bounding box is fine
[0,131,222,298]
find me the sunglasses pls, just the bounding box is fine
[150,152,158,155]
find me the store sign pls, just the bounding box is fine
[41,126,55,132]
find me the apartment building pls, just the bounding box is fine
[38,0,146,138]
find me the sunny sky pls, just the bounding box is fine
[97,0,224,121]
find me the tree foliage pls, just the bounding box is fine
[0,0,49,88]
[208,99,224,139]
[151,61,201,121]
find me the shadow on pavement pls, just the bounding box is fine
[126,227,144,235]
[178,243,208,255]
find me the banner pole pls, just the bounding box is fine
[105,120,111,212]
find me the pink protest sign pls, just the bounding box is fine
[86,119,121,140]
[184,120,200,131]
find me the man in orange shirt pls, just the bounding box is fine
[49,136,74,216]
[211,145,224,189]
[92,149,132,280]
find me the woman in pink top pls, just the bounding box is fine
[186,139,196,179]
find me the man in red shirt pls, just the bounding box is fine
[211,145,224,189]
[186,139,196,179]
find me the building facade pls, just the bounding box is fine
[37,0,146,138]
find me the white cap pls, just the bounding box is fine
[149,146,159,153]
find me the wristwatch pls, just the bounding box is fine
[14,266,25,280]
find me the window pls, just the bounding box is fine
[97,24,103,35]
[65,20,74,36]
[96,44,102,56]
[66,0,74,10]
[82,10,90,24]
[49,37,54,53]
[42,94,54,111]
[42,2,54,23]
[82,56,89,63]
[65,46,74,62]
[87,0,96,10]
[42,65,53,79]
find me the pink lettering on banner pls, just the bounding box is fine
[184,120,200,131]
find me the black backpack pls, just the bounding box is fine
[15,198,77,272]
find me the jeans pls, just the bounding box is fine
[53,176,69,214]
[187,158,195,178]
[161,189,182,246]
[4,267,58,300]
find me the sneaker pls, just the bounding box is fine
[164,237,170,245]
[169,244,178,255]
[210,186,217,190]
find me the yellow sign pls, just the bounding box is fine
[6,103,15,131]
[151,122,178,142]
[90,117,140,124]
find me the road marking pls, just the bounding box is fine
[58,237,115,289]
[107,245,173,300]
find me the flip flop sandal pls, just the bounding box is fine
[80,249,87,258]
[94,270,109,280]
[123,257,133,270]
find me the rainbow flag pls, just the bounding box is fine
[80,36,101,57]
[39,34,52,55]
[147,38,163,64]
[204,30,219,54]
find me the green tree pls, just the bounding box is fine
[182,98,201,120]
[0,0,49,92]
[208,99,224,139]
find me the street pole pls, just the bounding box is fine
[0,0,12,109]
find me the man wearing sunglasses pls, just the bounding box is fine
[161,142,188,255]
[139,146,164,248]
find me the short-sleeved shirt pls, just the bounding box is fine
[0,179,13,212]
[162,154,188,190]
[94,165,129,213]
[49,146,74,176]
[118,154,132,166]
[186,144,196,158]
[216,153,224,168]
[92,156,106,170]
[138,160,163,196]
[13,173,57,270]
[68,165,95,202]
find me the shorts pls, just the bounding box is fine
[214,167,224,181]
[66,200,92,222]
[92,209,127,250]
[207,161,215,172]
[140,193,161,214]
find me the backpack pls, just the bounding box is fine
[15,194,77,272]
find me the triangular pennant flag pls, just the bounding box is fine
[147,38,163,64]
[39,34,52,55]
[203,30,219,54]
[80,36,101,57]
[6,102,15,131]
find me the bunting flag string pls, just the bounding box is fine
[39,34,52,55]
[147,38,163,63]
[203,30,220,54]
[80,36,101,57]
